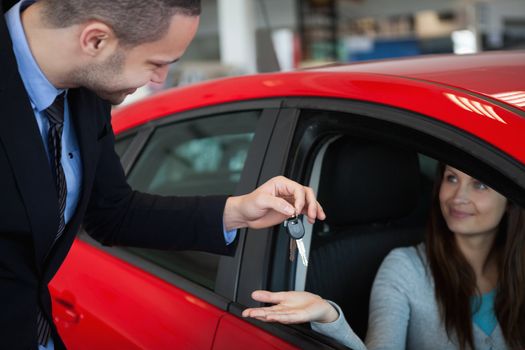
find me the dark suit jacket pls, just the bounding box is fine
[0,1,235,348]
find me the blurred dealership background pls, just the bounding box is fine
[122,0,525,105]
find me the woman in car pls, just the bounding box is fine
[243,164,525,350]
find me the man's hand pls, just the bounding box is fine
[242,290,339,324]
[223,176,325,231]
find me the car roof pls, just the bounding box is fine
[310,50,525,107]
[112,51,525,163]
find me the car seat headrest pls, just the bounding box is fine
[318,137,420,227]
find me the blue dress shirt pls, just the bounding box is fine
[6,0,82,225]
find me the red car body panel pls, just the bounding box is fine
[320,51,525,101]
[112,51,525,162]
[213,314,298,350]
[51,52,525,349]
[51,240,227,349]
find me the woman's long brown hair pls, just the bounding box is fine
[426,163,525,350]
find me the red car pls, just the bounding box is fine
[50,51,525,349]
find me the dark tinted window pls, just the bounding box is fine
[125,111,260,289]
[114,134,135,158]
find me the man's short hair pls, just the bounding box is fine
[41,0,201,46]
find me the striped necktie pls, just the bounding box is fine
[37,92,68,346]
[45,92,67,240]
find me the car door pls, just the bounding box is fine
[50,104,284,349]
[227,97,525,350]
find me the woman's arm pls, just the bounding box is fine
[242,249,414,350]
[364,249,413,349]
[316,249,414,350]
[242,291,367,349]
[311,301,367,349]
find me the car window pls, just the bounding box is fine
[124,111,260,289]
[114,134,135,158]
[266,106,525,344]
[293,122,436,339]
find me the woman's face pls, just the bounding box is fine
[439,165,507,237]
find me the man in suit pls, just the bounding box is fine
[0,0,326,349]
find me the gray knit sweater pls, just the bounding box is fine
[311,244,508,350]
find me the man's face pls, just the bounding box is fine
[75,14,199,104]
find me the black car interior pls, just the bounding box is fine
[305,136,433,339]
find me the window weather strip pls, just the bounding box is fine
[294,135,342,291]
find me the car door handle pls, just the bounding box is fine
[53,295,81,324]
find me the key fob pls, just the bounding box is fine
[284,215,305,240]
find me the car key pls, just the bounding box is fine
[284,214,308,267]
[285,217,300,264]
[289,238,297,262]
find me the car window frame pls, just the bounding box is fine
[80,99,283,311]
[236,98,525,306]
[116,128,153,174]
[108,103,347,349]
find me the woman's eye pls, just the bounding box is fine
[445,174,457,183]
[473,181,488,190]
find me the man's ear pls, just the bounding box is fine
[79,21,117,57]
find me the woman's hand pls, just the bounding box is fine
[242,290,339,324]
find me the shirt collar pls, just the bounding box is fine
[5,0,65,112]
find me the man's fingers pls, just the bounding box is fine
[318,202,326,219]
[271,178,325,222]
[303,186,318,221]
[290,186,306,216]
[272,177,306,213]
[258,195,295,217]
[295,186,326,223]
[245,176,325,229]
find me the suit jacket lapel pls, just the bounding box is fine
[0,13,60,270]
